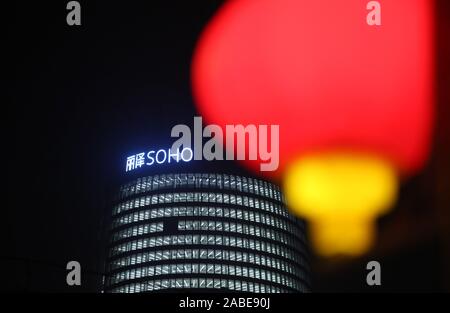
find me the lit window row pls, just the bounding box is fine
[107,262,303,291]
[178,220,300,248]
[113,192,295,221]
[119,173,283,202]
[111,205,303,239]
[109,234,308,268]
[111,222,163,242]
[108,248,307,281]
[110,277,292,293]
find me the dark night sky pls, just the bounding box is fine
[7,1,450,292]
[9,0,228,292]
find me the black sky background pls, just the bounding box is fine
[7,1,450,292]
[9,0,229,292]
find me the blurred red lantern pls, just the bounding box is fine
[191,0,435,256]
[192,0,434,178]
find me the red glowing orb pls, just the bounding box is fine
[192,0,435,178]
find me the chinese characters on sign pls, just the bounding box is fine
[125,116,280,173]
[126,148,193,172]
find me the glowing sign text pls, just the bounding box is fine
[126,147,193,172]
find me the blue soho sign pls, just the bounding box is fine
[126,147,193,172]
[125,117,280,173]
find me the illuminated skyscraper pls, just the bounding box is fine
[103,173,310,293]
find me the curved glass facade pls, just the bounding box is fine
[104,173,310,293]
